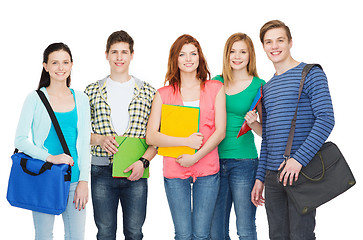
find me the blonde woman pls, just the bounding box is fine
[211,33,265,240]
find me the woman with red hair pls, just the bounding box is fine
[146,34,226,239]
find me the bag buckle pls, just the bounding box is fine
[283,155,290,161]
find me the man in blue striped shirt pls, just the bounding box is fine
[251,20,334,240]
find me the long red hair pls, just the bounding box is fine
[165,34,210,91]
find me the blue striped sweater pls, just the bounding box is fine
[256,63,334,182]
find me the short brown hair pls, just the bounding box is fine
[260,20,292,43]
[222,33,259,86]
[106,30,134,53]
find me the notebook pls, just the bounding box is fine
[237,84,263,138]
[158,104,200,158]
[112,136,149,178]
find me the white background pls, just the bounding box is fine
[1,0,362,239]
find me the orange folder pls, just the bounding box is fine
[158,104,200,158]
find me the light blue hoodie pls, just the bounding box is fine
[14,87,91,182]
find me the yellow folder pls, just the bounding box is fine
[158,104,200,158]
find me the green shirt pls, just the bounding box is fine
[213,75,266,159]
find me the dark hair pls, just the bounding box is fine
[106,30,134,54]
[38,42,73,90]
[165,34,210,91]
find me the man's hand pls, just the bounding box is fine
[101,136,119,154]
[251,179,265,207]
[278,157,302,186]
[124,161,145,181]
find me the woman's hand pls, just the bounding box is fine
[245,110,258,127]
[46,154,74,166]
[176,154,198,167]
[245,105,262,137]
[74,181,88,211]
[185,132,204,149]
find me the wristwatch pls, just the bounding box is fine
[138,157,150,168]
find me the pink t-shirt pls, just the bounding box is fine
[158,80,223,180]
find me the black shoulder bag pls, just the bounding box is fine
[281,64,356,215]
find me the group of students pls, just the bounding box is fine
[14,19,334,240]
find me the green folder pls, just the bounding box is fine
[112,136,149,178]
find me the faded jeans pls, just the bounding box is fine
[91,165,147,240]
[164,173,220,240]
[32,182,86,240]
[211,158,258,240]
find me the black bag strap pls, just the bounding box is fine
[283,64,322,159]
[14,90,72,179]
[36,90,71,156]
[20,158,53,176]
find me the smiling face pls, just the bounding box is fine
[178,43,199,74]
[42,50,73,83]
[106,41,133,75]
[230,40,250,71]
[262,27,292,65]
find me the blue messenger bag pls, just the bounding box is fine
[7,90,71,215]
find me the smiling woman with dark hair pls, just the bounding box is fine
[14,42,91,240]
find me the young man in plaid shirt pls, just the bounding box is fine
[85,30,157,240]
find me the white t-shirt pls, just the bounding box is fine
[183,100,199,108]
[106,76,135,135]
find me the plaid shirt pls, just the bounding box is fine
[85,76,156,157]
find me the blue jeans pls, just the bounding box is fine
[91,165,147,240]
[265,170,316,240]
[164,173,220,240]
[32,182,86,240]
[211,158,258,240]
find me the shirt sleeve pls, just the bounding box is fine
[77,92,91,182]
[14,91,50,161]
[256,95,267,182]
[292,66,335,166]
[84,83,96,133]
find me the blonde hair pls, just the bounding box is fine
[221,33,258,86]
